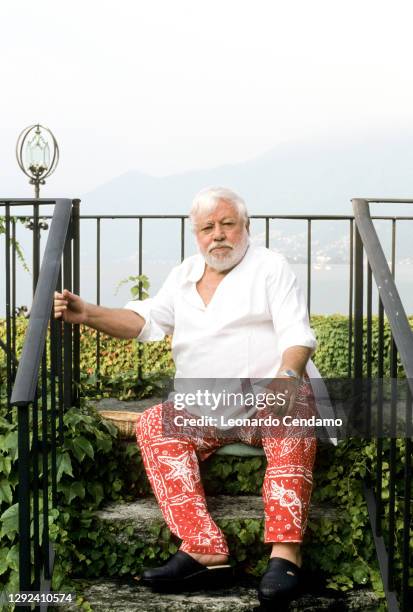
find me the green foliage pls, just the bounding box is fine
[0,216,30,273]
[114,274,150,300]
[2,314,413,607]
[3,316,412,406]
[0,318,174,402]
[201,455,265,494]
[311,315,413,377]
[0,400,152,606]
[1,396,410,608]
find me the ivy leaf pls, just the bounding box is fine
[0,546,9,575]
[0,455,12,476]
[88,482,104,505]
[71,436,94,462]
[3,432,18,460]
[67,481,85,504]
[6,544,19,571]
[57,452,73,481]
[95,435,112,453]
[0,480,12,504]
[0,503,19,539]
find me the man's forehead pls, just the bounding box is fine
[195,200,239,223]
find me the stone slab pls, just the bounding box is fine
[56,578,380,611]
[96,495,341,524]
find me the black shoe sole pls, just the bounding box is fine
[258,595,290,611]
[258,586,303,611]
[142,566,234,593]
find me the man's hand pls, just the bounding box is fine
[276,376,300,418]
[264,376,300,418]
[54,290,87,325]
[54,291,145,338]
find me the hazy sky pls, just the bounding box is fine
[1,0,413,197]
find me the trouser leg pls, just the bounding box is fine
[261,381,317,543]
[136,403,229,555]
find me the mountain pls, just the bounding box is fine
[81,130,413,217]
[4,130,412,316]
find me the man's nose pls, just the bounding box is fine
[212,224,225,240]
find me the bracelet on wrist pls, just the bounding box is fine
[277,368,301,380]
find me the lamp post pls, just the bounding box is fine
[16,124,59,198]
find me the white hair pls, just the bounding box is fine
[190,187,249,228]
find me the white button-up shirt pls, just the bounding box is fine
[124,246,316,378]
[124,245,337,444]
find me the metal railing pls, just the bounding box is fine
[353,198,413,612]
[2,212,412,386]
[1,207,413,608]
[0,198,80,611]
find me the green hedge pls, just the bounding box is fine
[1,405,392,608]
[2,315,413,401]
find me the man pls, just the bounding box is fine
[54,187,319,608]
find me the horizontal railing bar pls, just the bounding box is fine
[2,197,413,206]
[0,199,58,206]
[2,214,413,221]
[10,199,74,406]
[358,198,413,203]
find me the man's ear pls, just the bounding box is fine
[246,218,250,234]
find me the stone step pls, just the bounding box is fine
[85,495,354,587]
[95,495,341,544]
[89,397,164,414]
[58,578,380,611]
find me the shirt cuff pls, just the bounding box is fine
[277,326,317,357]
[123,299,152,341]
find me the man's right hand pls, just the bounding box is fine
[54,289,87,325]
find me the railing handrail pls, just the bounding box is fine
[352,198,413,384]
[3,213,413,220]
[9,198,74,406]
[0,199,59,206]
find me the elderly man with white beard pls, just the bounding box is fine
[54,187,321,609]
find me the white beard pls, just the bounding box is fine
[203,232,250,272]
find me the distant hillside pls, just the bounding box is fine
[81,130,413,217]
[4,130,412,317]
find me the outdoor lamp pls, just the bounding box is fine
[16,123,59,198]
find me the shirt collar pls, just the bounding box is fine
[187,255,206,283]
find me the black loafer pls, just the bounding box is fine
[138,551,233,592]
[258,557,302,609]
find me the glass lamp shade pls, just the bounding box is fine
[25,127,50,171]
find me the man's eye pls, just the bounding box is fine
[202,226,213,232]
[223,222,234,226]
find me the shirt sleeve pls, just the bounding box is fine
[267,256,317,356]
[123,268,177,342]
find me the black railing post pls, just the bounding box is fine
[11,218,17,381]
[32,202,40,293]
[138,217,143,380]
[353,225,363,380]
[63,218,73,410]
[5,204,12,411]
[95,218,101,391]
[17,403,31,592]
[307,219,311,316]
[72,200,81,408]
[6,198,76,611]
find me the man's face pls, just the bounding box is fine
[194,199,249,272]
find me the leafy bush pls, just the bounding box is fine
[2,315,413,403]
[1,314,412,609]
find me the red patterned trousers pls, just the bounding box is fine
[135,381,317,556]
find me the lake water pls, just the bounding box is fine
[1,219,412,317]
